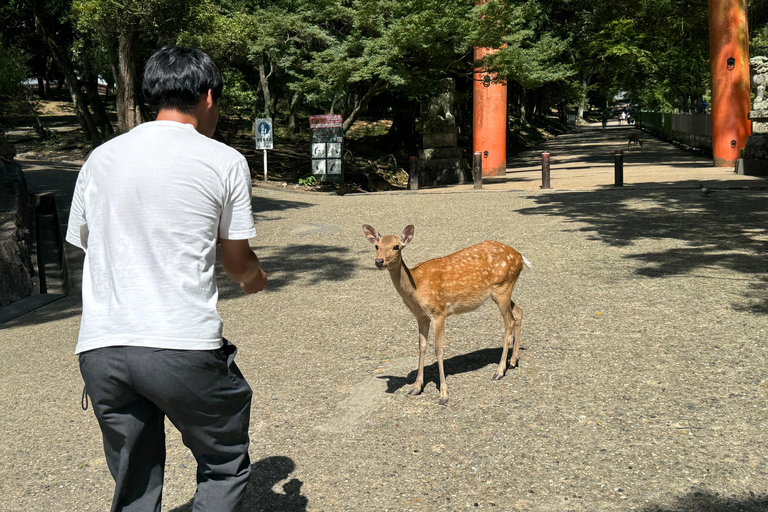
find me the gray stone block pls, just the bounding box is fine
[419,147,463,160]
[735,158,768,176]
[0,157,34,308]
[423,132,457,148]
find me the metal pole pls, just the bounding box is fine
[614,150,623,187]
[472,151,483,189]
[409,156,418,191]
[541,152,551,189]
[263,150,268,181]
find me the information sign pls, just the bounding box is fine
[255,118,273,150]
[309,114,343,182]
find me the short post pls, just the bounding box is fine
[541,151,551,189]
[472,151,483,189]
[409,156,418,191]
[614,150,623,187]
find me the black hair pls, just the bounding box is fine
[141,46,223,114]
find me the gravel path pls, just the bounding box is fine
[1,126,767,512]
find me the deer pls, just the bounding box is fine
[363,224,530,405]
[627,133,642,148]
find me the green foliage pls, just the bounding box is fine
[298,174,317,186]
[0,42,27,97]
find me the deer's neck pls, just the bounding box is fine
[388,258,419,304]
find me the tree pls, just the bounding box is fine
[73,0,201,132]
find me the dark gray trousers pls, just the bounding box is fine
[79,339,252,512]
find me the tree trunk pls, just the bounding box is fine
[382,99,418,154]
[286,91,300,137]
[520,88,527,122]
[342,79,393,133]
[28,0,98,141]
[258,58,276,119]
[81,59,114,138]
[116,28,142,132]
[577,76,590,120]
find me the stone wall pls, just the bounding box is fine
[0,154,34,308]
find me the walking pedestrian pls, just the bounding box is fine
[66,46,267,512]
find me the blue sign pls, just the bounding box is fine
[254,118,273,150]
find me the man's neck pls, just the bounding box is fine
[155,109,199,131]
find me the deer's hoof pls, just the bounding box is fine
[492,373,504,381]
[438,397,449,406]
[407,387,422,396]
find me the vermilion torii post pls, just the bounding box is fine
[709,0,751,167]
[473,46,507,177]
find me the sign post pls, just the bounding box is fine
[254,118,273,181]
[309,114,343,182]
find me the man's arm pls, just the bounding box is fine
[219,238,267,294]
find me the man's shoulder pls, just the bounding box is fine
[95,121,244,162]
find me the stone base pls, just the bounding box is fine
[741,133,768,159]
[417,158,468,186]
[735,158,768,176]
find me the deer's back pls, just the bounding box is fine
[410,241,523,314]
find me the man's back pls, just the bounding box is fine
[67,120,256,353]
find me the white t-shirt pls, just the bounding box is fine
[66,120,257,354]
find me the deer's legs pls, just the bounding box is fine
[509,302,523,369]
[492,293,522,380]
[409,317,430,396]
[434,316,449,405]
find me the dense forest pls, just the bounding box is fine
[1,0,768,150]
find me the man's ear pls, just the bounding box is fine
[204,89,215,109]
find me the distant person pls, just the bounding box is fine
[619,111,627,125]
[601,112,608,132]
[66,46,267,511]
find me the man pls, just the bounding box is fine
[66,46,267,512]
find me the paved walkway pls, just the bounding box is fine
[2,124,767,512]
[417,123,766,193]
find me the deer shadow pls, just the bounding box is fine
[378,346,523,394]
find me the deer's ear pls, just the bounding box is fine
[401,225,414,246]
[363,224,380,244]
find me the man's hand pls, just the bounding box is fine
[240,268,267,294]
[220,238,266,294]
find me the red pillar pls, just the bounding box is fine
[709,0,751,167]
[473,47,507,177]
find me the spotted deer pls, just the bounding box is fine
[363,224,530,405]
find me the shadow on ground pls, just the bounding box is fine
[517,188,768,314]
[169,456,308,512]
[643,489,768,512]
[217,243,356,298]
[507,125,713,170]
[378,346,523,394]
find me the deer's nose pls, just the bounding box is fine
[375,258,385,268]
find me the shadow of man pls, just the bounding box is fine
[169,456,308,512]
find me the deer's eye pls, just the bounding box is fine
[374,245,379,250]
[393,245,400,250]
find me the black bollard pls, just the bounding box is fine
[541,152,551,189]
[614,150,623,187]
[409,156,418,190]
[473,152,483,189]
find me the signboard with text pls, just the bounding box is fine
[309,114,343,182]
[254,118,273,150]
